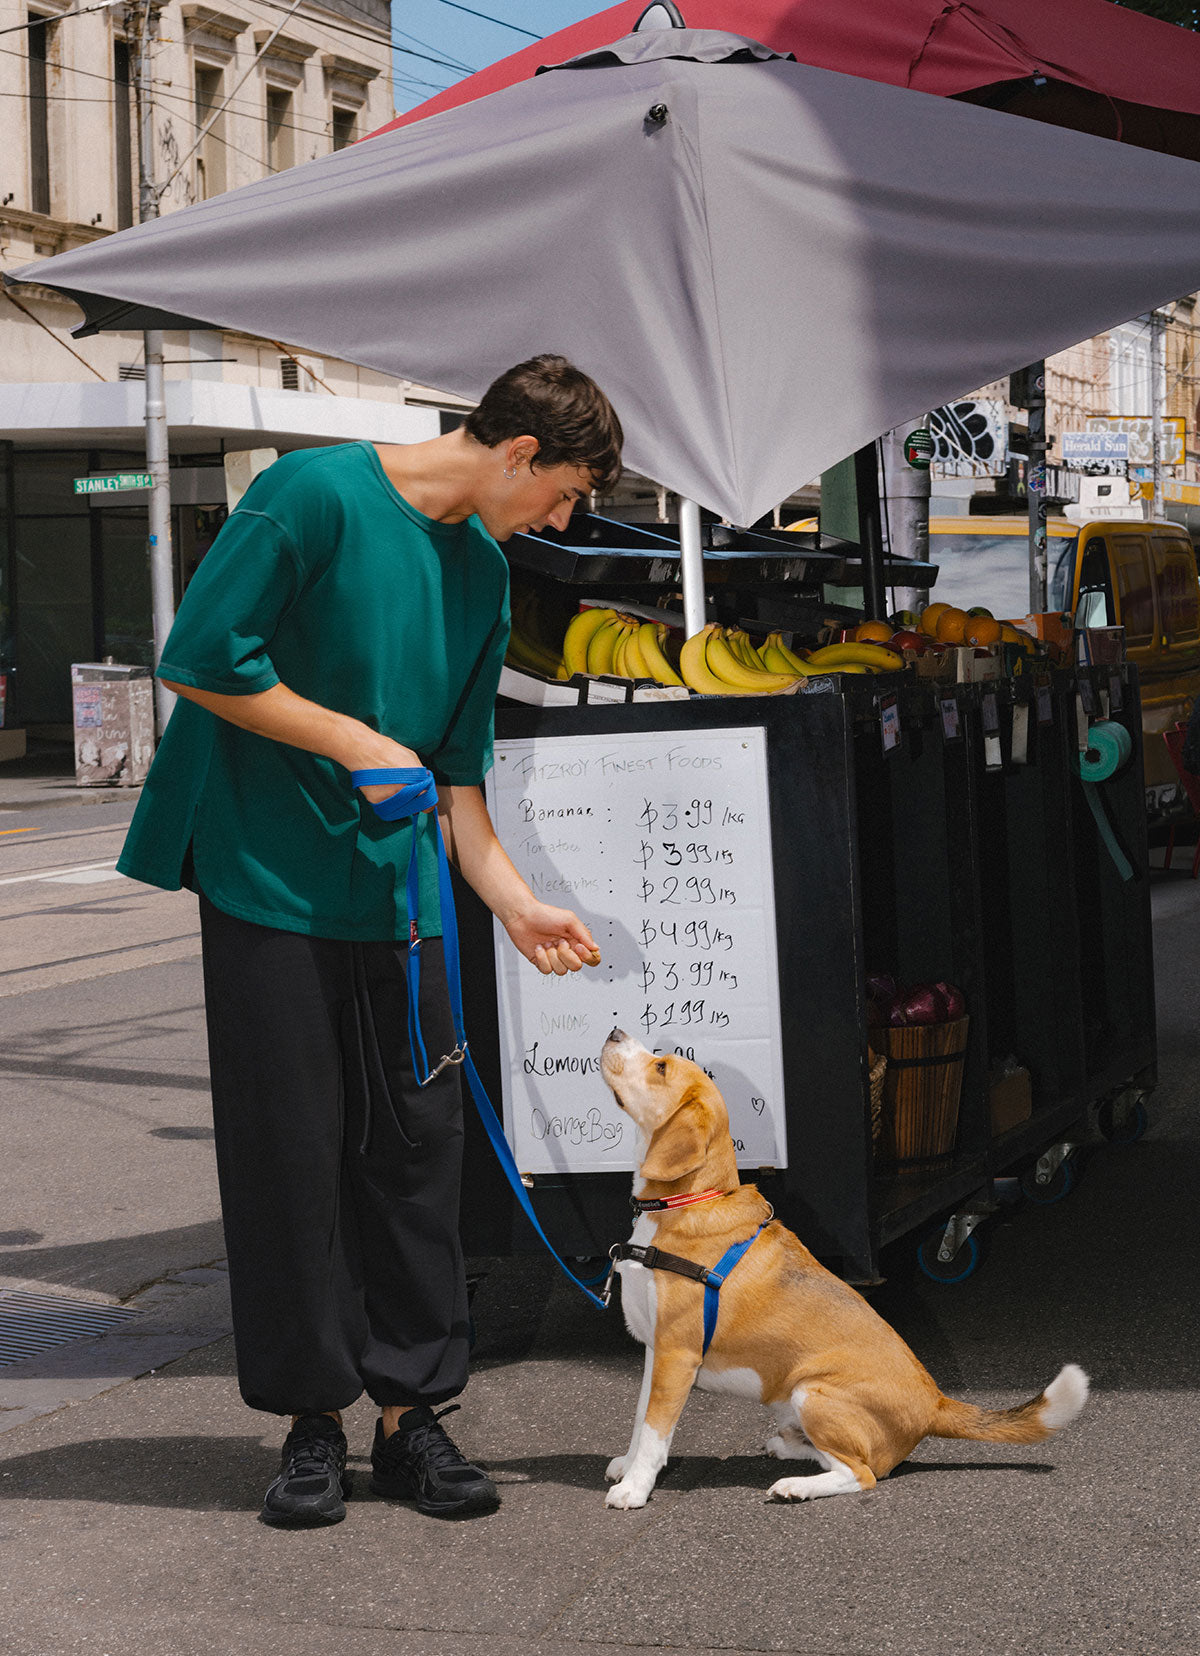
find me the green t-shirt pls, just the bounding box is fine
[117,441,510,941]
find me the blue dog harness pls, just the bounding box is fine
[606,1214,773,1356]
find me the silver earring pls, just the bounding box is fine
[503,465,518,479]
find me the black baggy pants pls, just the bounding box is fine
[199,894,471,1416]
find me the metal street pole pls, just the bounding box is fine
[134,1,176,731]
[880,423,930,616]
[1150,308,1165,520]
[1026,361,1048,612]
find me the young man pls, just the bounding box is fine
[118,356,623,1526]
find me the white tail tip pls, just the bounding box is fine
[1041,1363,1090,1430]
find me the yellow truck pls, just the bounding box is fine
[927,511,1200,813]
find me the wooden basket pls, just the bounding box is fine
[867,1047,887,1149]
[871,1016,969,1166]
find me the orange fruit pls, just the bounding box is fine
[935,607,971,643]
[855,620,894,644]
[919,603,949,638]
[964,616,1002,647]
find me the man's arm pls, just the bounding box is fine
[439,783,601,976]
[161,680,420,800]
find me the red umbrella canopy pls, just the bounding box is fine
[375,0,1200,158]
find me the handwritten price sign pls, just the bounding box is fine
[487,726,787,1174]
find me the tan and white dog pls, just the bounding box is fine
[599,1029,1089,1510]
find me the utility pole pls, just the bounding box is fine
[1150,308,1166,520]
[880,423,931,616]
[131,0,175,731]
[1025,361,1048,613]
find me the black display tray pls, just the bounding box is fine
[504,511,936,591]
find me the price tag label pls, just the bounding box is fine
[981,689,1000,735]
[1011,702,1030,765]
[940,695,961,741]
[1036,680,1053,725]
[1109,672,1124,712]
[879,693,901,754]
[1078,676,1097,716]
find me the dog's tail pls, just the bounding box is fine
[929,1363,1089,1444]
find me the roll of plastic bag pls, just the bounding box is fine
[1077,719,1132,781]
[1076,721,1135,882]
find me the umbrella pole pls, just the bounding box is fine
[679,497,707,639]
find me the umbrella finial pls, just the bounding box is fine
[634,3,686,29]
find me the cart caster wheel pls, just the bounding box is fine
[1098,1098,1148,1146]
[917,1229,981,1284]
[1020,1156,1076,1205]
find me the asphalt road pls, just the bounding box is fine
[1,794,1198,1654]
[0,798,200,1002]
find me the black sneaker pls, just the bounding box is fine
[370,1404,499,1519]
[260,1413,350,1529]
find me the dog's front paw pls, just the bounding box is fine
[604,1455,627,1482]
[765,1433,787,1459]
[767,1475,813,1502]
[605,1478,649,1510]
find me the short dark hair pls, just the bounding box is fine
[464,354,623,493]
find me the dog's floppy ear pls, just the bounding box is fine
[640,1095,711,1184]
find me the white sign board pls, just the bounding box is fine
[1061,431,1130,462]
[485,725,788,1175]
[1085,415,1185,467]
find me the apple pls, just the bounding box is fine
[890,630,927,654]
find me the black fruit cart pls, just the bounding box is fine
[455,519,1155,1284]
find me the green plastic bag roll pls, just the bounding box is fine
[1077,719,1133,781]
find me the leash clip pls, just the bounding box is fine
[602,1243,622,1307]
[423,1042,468,1083]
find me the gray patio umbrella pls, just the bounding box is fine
[12,26,1200,529]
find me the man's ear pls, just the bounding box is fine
[640,1097,710,1184]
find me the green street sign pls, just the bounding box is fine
[73,472,153,495]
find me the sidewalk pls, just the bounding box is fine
[1,834,1198,1653]
[0,742,140,814]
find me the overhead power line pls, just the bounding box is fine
[163,0,308,192]
[433,0,540,38]
[0,0,123,38]
[249,0,473,71]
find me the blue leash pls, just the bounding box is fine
[351,767,608,1311]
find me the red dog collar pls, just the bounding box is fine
[631,1188,727,1214]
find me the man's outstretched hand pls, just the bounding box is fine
[503,900,602,976]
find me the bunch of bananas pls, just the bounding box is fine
[678,625,806,695]
[804,641,904,674]
[562,608,684,686]
[505,622,567,679]
[504,602,907,693]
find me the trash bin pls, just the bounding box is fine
[70,662,155,787]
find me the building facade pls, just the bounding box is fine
[932,300,1200,514]
[0,0,466,732]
